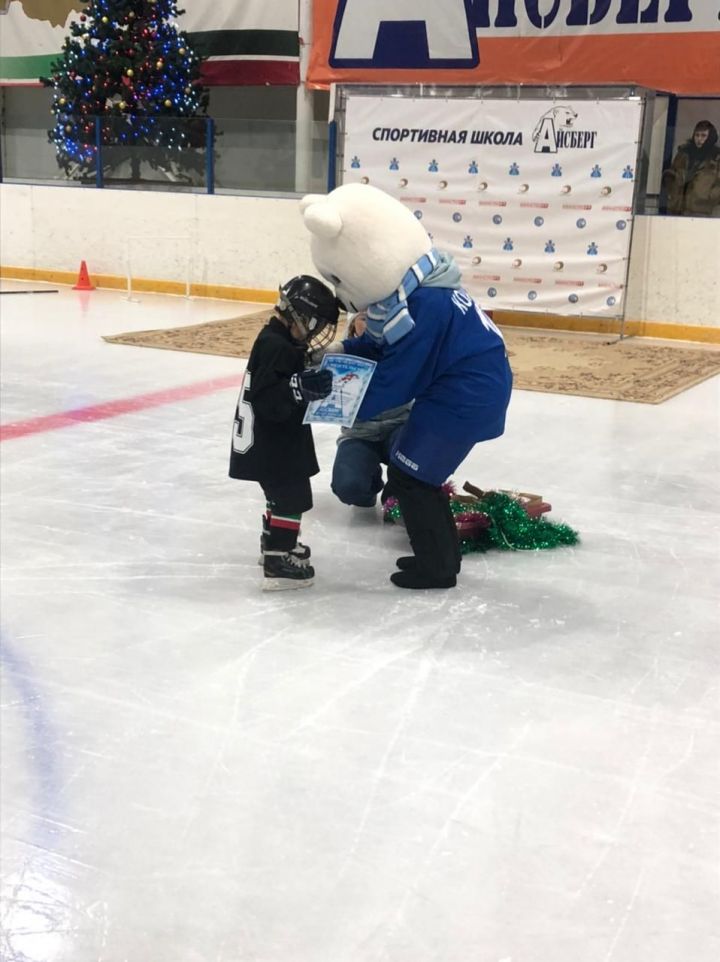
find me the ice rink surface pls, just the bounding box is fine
[1,281,718,962]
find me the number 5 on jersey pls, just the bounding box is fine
[232,371,254,454]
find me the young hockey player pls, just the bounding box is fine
[229,275,340,590]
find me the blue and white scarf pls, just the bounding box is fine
[365,249,439,346]
[365,249,461,346]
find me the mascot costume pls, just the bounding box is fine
[301,183,513,590]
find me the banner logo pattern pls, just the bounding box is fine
[342,95,643,317]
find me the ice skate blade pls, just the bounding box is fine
[262,577,315,591]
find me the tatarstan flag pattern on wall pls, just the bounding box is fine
[0,0,299,85]
[309,0,720,95]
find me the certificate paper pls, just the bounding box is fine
[303,354,377,427]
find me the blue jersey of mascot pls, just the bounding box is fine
[343,284,512,488]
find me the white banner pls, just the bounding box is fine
[0,0,299,84]
[341,93,644,317]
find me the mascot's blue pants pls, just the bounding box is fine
[390,426,475,487]
[389,353,512,486]
[389,393,510,485]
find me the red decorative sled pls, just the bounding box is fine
[453,482,551,538]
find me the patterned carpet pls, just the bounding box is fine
[103,309,720,404]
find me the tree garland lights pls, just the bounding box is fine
[42,0,208,174]
[383,481,580,554]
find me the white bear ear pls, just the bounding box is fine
[299,193,325,214]
[303,201,343,240]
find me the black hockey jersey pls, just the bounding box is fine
[229,317,320,484]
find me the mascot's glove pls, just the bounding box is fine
[290,368,333,403]
[307,341,345,365]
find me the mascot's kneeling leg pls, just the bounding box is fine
[387,464,459,590]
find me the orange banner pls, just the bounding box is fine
[309,1,720,95]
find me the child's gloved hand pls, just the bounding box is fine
[290,368,334,403]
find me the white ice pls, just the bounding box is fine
[1,281,718,962]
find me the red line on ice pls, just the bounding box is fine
[0,374,242,442]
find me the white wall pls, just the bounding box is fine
[0,183,317,290]
[2,182,719,330]
[624,215,720,329]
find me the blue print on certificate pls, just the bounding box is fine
[303,354,377,428]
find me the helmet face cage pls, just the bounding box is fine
[277,276,339,350]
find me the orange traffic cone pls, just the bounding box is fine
[72,260,95,291]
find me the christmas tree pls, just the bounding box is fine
[42,0,209,180]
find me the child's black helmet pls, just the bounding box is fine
[277,275,340,349]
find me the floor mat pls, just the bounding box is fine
[103,311,720,404]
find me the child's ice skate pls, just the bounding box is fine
[262,551,315,590]
[258,516,311,566]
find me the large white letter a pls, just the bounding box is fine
[331,0,477,67]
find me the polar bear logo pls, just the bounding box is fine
[532,106,579,154]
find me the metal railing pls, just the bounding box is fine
[0,114,330,195]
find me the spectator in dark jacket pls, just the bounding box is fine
[662,120,720,217]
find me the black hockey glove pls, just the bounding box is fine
[289,368,333,403]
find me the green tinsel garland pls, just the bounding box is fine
[383,489,580,554]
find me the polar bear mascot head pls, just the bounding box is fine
[300,183,445,346]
